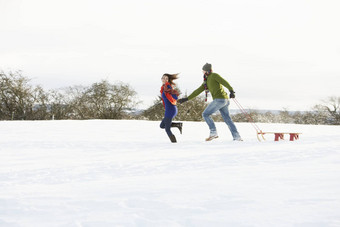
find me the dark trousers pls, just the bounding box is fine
[160,117,173,137]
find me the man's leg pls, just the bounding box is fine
[219,100,242,140]
[202,99,225,140]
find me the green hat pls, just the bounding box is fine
[202,63,212,71]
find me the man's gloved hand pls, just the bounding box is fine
[229,91,235,99]
[178,98,188,104]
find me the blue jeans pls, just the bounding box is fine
[202,99,241,140]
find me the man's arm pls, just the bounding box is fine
[187,84,205,100]
[214,74,233,92]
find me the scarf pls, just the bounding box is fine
[160,82,179,107]
[161,82,179,96]
[203,71,211,102]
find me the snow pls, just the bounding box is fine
[1,120,340,227]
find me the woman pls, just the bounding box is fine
[160,73,183,143]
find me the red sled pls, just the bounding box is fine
[257,132,301,142]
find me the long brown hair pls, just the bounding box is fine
[163,73,179,86]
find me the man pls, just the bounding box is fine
[179,63,242,141]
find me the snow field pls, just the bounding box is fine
[0,120,340,227]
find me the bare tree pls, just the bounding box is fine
[58,81,139,119]
[85,80,139,119]
[108,81,139,119]
[48,89,73,120]
[0,71,35,120]
[31,85,50,120]
[63,85,97,119]
[313,96,340,125]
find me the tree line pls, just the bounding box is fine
[142,95,340,125]
[1,71,339,125]
[0,71,138,120]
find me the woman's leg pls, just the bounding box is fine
[171,122,183,134]
[160,118,172,136]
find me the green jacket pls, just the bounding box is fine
[187,73,233,100]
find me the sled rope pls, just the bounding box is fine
[232,98,265,140]
[232,98,261,132]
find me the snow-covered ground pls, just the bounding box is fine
[1,120,340,227]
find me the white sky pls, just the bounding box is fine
[1,0,340,110]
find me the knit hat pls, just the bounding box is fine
[202,63,212,71]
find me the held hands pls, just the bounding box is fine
[179,92,235,102]
[178,98,188,104]
[229,91,235,99]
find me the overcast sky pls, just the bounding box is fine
[1,0,340,110]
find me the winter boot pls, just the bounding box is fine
[171,122,183,134]
[233,138,243,141]
[205,132,218,141]
[169,134,177,143]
